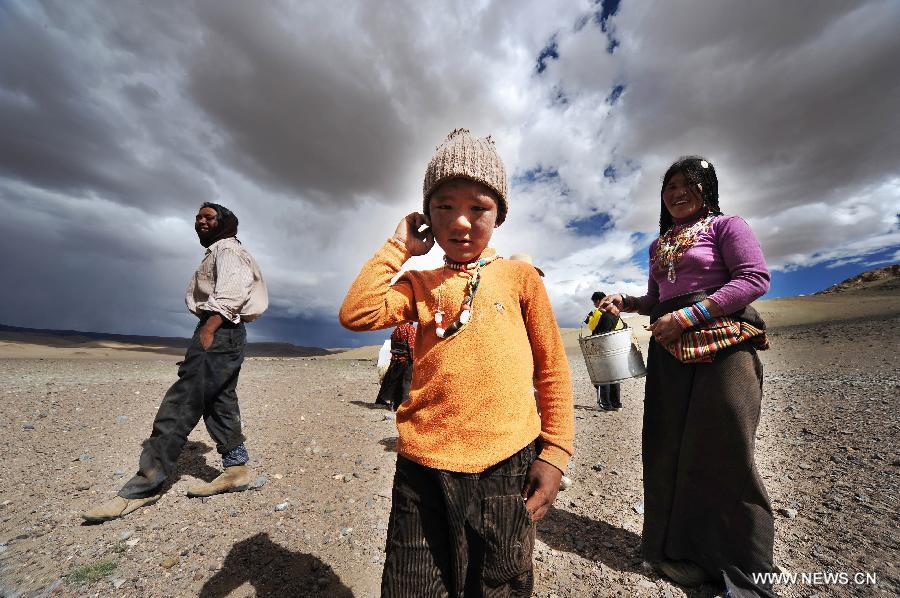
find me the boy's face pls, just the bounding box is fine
[428,178,499,263]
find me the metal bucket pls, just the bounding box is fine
[578,327,647,385]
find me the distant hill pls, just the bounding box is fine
[816,264,900,295]
[0,324,332,357]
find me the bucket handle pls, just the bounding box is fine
[581,320,631,339]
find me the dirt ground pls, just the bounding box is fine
[0,293,897,597]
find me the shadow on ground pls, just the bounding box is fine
[379,436,398,452]
[538,507,642,572]
[199,533,354,597]
[161,440,222,492]
[538,508,726,596]
[350,400,390,411]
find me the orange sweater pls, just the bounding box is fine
[339,238,574,473]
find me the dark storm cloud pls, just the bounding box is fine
[186,1,421,204]
[0,181,199,336]
[0,2,214,214]
[612,0,900,220]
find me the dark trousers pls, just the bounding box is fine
[377,361,413,410]
[382,443,537,598]
[596,383,621,409]
[119,323,247,499]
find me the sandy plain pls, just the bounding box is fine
[0,289,897,597]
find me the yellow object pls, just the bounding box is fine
[586,308,623,334]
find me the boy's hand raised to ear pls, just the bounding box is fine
[393,212,435,256]
[522,458,562,522]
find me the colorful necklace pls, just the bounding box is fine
[434,253,499,338]
[652,214,715,283]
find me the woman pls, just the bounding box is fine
[600,157,776,597]
[376,322,416,411]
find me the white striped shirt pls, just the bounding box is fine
[185,237,268,323]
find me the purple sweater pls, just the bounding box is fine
[640,215,770,314]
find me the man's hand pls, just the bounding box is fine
[522,459,562,522]
[393,212,434,256]
[199,313,224,350]
[199,328,214,350]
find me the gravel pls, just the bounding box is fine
[0,314,896,596]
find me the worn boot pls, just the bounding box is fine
[658,560,710,587]
[186,465,252,497]
[81,494,161,523]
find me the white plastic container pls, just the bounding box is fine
[578,327,647,385]
[376,339,391,381]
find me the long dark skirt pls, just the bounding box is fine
[377,361,413,410]
[643,339,776,597]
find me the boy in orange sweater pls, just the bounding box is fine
[340,128,574,596]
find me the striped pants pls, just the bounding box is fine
[382,442,537,597]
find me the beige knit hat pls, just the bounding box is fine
[423,128,508,226]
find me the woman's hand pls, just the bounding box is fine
[647,312,684,346]
[598,294,624,316]
[522,459,562,522]
[393,212,434,256]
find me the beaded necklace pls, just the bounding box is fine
[433,253,499,338]
[652,214,716,282]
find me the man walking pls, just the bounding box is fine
[83,202,268,522]
[585,291,624,411]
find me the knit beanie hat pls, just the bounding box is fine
[423,128,508,226]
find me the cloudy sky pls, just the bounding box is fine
[3,0,899,348]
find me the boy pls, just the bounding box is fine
[584,291,624,411]
[340,129,574,596]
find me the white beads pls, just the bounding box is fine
[428,256,495,338]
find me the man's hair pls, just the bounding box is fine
[591,291,605,302]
